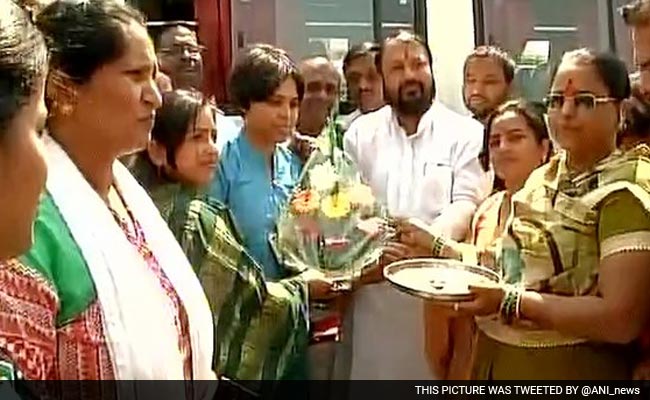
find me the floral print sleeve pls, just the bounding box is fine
[0,259,58,380]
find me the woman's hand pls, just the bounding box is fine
[302,269,337,301]
[456,285,505,317]
[396,218,469,261]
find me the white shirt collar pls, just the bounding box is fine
[388,102,438,140]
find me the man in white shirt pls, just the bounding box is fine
[344,31,490,380]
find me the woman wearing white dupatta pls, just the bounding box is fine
[0,0,215,392]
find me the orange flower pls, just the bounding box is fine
[291,189,320,214]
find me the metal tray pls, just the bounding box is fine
[384,258,501,302]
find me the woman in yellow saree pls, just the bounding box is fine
[425,99,551,380]
[399,49,650,379]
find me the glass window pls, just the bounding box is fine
[231,0,419,68]
[479,0,614,102]
[377,0,418,40]
[231,0,421,112]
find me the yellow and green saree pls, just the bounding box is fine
[471,146,650,379]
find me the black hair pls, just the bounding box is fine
[0,0,47,134]
[229,43,304,111]
[376,30,436,98]
[36,0,145,84]
[463,45,516,84]
[479,99,551,190]
[376,30,433,73]
[155,23,197,51]
[151,89,214,168]
[553,49,631,101]
[343,41,380,74]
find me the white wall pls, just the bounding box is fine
[426,0,476,115]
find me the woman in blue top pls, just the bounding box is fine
[211,44,329,286]
[212,44,341,383]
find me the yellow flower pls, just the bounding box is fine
[347,184,375,208]
[321,193,351,219]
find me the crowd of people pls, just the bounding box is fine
[2,0,650,397]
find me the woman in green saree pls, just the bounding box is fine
[396,49,650,379]
[129,89,331,385]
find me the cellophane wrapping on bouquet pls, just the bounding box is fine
[273,121,388,279]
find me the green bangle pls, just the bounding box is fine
[515,289,523,320]
[499,285,521,325]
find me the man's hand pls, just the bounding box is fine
[357,261,384,286]
[396,218,436,252]
[355,241,428,286]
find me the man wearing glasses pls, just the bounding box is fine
[156,24,205,92]
[156,23,240,150]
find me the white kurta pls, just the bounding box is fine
[339,109,362,131]
[343,102,490,380]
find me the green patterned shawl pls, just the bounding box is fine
[129,156,309,382]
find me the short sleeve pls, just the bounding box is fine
[598,190,650,259]
[343,121,360,166]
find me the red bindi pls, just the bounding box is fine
[564,79,578,97]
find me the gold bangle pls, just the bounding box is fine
[431,236,446,257]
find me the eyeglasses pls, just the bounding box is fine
[159,44,206,58]
[544,93,618,111]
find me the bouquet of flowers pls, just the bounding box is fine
[273,119,389,281]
